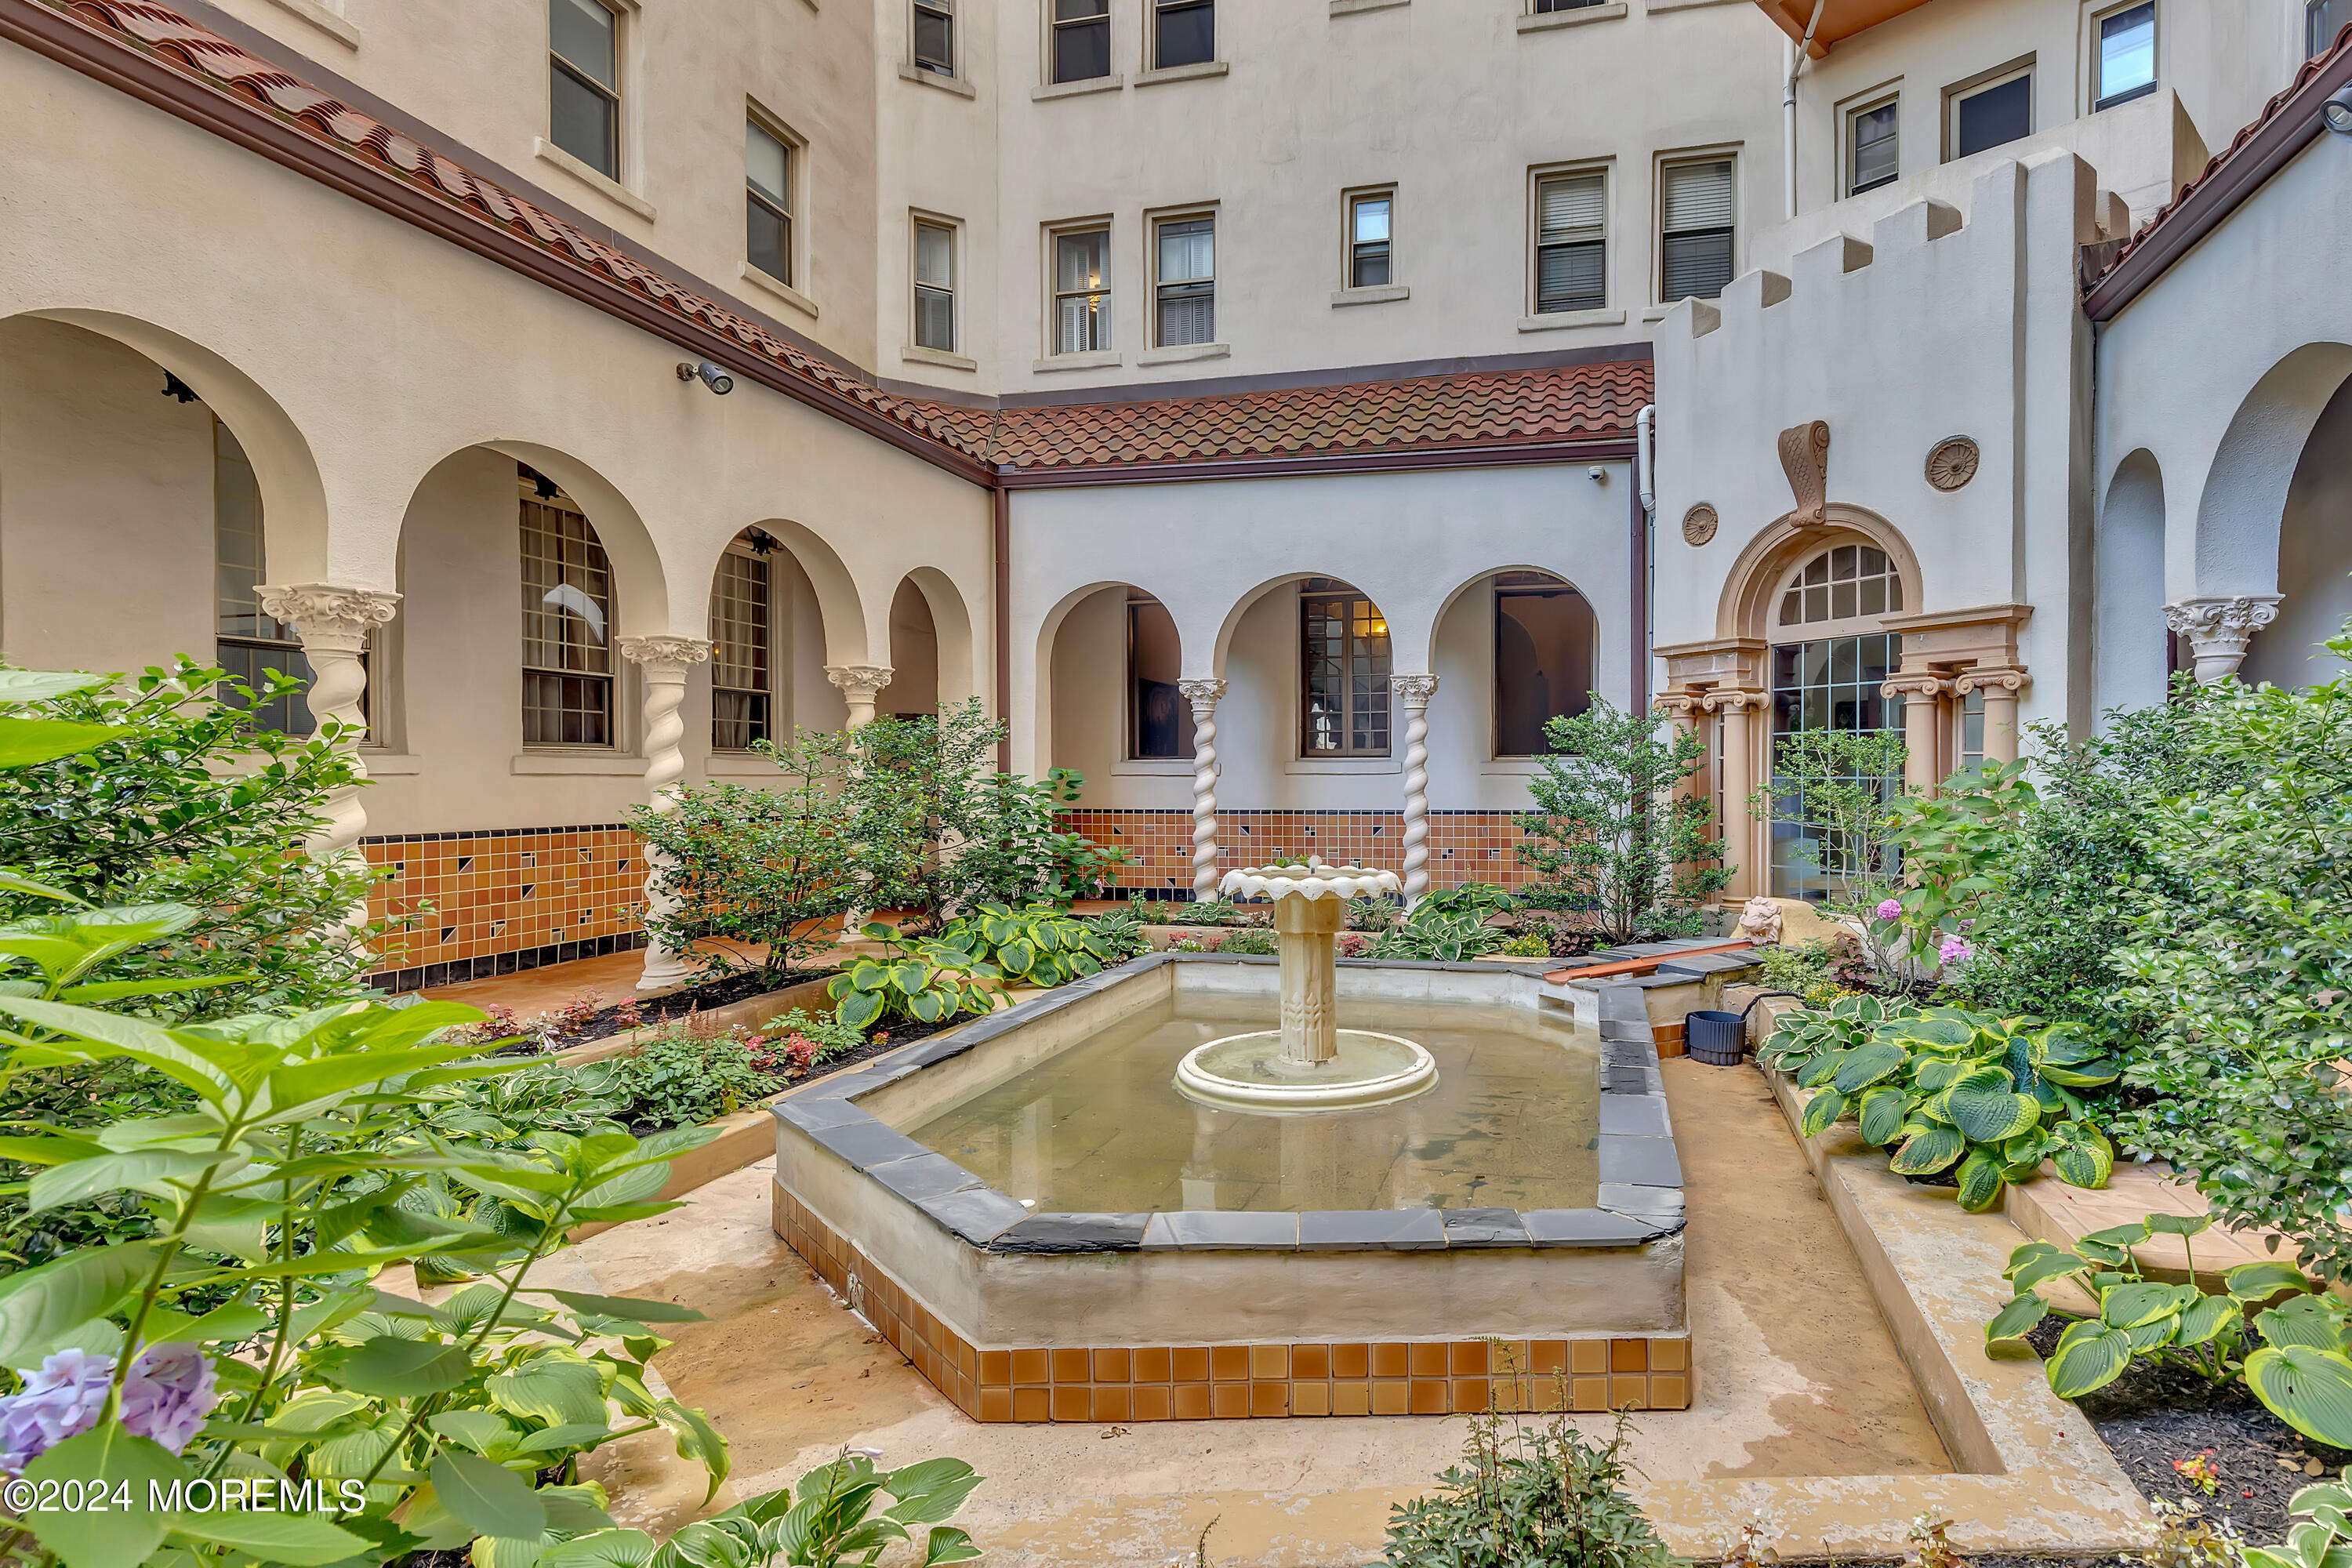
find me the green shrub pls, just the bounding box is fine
[612,1027,788,1129]
[940,902,1114,986]
[1497,931,1552,958]
[763,1006,867,1065]
[562,1450,985,1568]
[1171,899,1252,927]
[1757,939,1843,1008]
[1381,1406,1679,1568]
[1080,905,1152,961]
[828,924,1008,1029]
[1214,928,1277,956]
[1371,907,1494,963]
[2249,1467,2352,1568]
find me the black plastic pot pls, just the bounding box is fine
[1682,992,1803,1066]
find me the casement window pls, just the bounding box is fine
[1300,579,1391,758]
[913,220,957,351]
[914,0,954,75]
[1767,630,1904,898]
[1128,592,1195,759]
[1533,170,1606,314]
[1848,99,1899,194]
[1053,227,1112,354]
[1493,572,1595,757]
[1659,158,1734,303]
[1348,192,1392,289]
[1153,215,1215,347]
[214,419,326,736]
[2093,3,2157,110]
[2313,0,2352,56]
[1053,0,1112,82]
[710,545,772,751]
[521,476,615,747]
[1947,64,2032,159]
[549,0,621,179]
[1152,0,1214,68]
[746,119,793,285]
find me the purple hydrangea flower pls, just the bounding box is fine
[121,1344,218,1454]
[1939,938,1975,967]
[0,1348,112,1475]
[1875,898,1904,922]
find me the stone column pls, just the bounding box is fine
[2164,597,2281,684]
[1656,691,1703,806]
[1704,690,1761,900]
[1391,673,1439,906]
[1882,671,1950,796]
[1178,677,1226,902]
[256,583,401,930]
[1273,890,1345,1065]
[826,663,895,728]
[619,634,713,993]
[1956,667,2027,764]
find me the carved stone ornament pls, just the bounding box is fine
[1681,504,1719,546]
[255,583,400,654]
[1388,672,1440,706]
[2164,597,2282,683]
[1777,420,1831,527]
[825,663,894,697]
[1737,895,1784,948]
[1926,436,1980,492]
[616,634,713,670]
[1175,677,1228,710]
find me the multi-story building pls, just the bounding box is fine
[1,0,2346,989]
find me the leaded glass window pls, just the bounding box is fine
[1301,579,1390,757]
[521,475,614,746]
[214,419,324,736]
[710,549,771,750]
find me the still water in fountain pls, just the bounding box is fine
[906,993,1599,1213]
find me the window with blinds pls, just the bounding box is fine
[914,221,956,351]
[1155,216,1215,347]
[746,119,793,285]
[214,419,326,736]
[710,549,772,751]
[1054,228,1111,354]
[914,0,954,75]
[1534,171,1606,314]
[1660,157,1735,303]
[1300,579,1391,757]
[1948,66,2031,159]
[1053,0,1111,82]
[520,477,615,747]
[1349,193,1392,289]
[550,0,621,179]
[1849,100,1899,194]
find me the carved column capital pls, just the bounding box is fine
[2165,597,2281,683]
[1655,690,1704,722]
[255,583,400,655]
[1700,688,1762,714]
[617,635,713,676]
[1177,677,1227,711]
[1951,666,2027,697]
[1880,672,1952,700]
[826,663,894,699]
[1389,672,1439,709]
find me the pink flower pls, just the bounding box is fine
[1875,898,1904,922]
[1939,937,1975,967]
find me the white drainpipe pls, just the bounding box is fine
[1784,0,1828,220]
[1637,403,1657,699]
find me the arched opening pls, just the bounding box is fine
[2094,449,2169,713]
[1298,577,1393,758]
[1043,582,1191,775]
[884,576,940,720]
[2244,373,2352,688]
[706,527,785,751]
[2194,343,2352,601]
[517,464,618,746]
[1490,572,1598,757]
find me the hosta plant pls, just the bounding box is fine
[1762,1003,2119,1211]
[938,903,1113,989]
[828,925,1009,1029]
[1986,1212,2352,1447]
[2248,1468,2352,1568]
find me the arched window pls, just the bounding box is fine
[1494,571,1596,757]
[1767,543,1904,899]
[212,419,318,735]
[710,530,775,751]
[519,466,614,747]
[1300,578,1390,757]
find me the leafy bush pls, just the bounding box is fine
[764,1007,867,1065]
[954,768,1131,906]
[1518,695,1729,943]
[612,1028,789,1130]
[1347,898,1401,933]
[829,924,1009,1029]
[1986,1212,2352,1447]
[1171,900,1255,927]
[1080,905,1152,961]
[1413,883,1521,922]
[1756,939,1843,1008]
[418,1054,629,1152]
[1371,906,1497,963]
[2249,1467,2352,1568]
[1748,727,1910,980]
[1214,929,1278,956]
[1762,999,2118,1211]
[1381,1406,1678,1568]
[939,902,1114,987]
[1497,931,1552,958]
[561,1448,984,1567]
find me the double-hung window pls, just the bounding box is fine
[914,221,957,351]
[710,546,772,751]
[1053,228,1111,354]
[550,0,621,179]
[1153,0,1213,68]
[1533,171,1606,314]
[215,419,327,736]
[1300,580,1390,757]
[914,0,954,75]
[1659,158,1734,303]
[1348,193,1392,289]
[746,120,793,285]
[1053,0,1112,82]
[1849,100,1899,194]
[2093,4,2157,110]
[520,477,615,748]
[1154,216,1215,347]
[1948,64,2033,158]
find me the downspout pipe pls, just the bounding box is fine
[993,481,1012,775]
[1635,404,1657,712]
[1784,0,1828,220]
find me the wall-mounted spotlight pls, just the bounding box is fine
[677,360,735,394]
[2325,85,2352,136]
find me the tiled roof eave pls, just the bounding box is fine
[996,429,1640,485]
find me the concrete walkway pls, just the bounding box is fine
[572,1057,1946,1566]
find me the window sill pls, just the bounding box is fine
[902,343,978,372]
[1332,0,1408,13]
[511,752,642,775]
[1642,305,1677,322]
[361,752,424,775]
[264,0,358,49]
[1518,307,1625,332]
[1517,2,1629,31]
[1285,756,1400,775]
[1033,74,1124,101]
[898,61,977,98]
[1332,284,1410,307]
[532,138,655,220]
[740,263,818,320]
[1033,349,1123,372]
[1138,341,1231,366]
[1112,757,1196,776]
[1135,60,1230,88]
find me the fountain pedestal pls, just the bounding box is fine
[1274,885,1345,1065]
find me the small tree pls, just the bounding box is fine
[833,699,1006,930]
[1748,727,1908,978]
[1516,696,1729,943]
[954,768,1130,907]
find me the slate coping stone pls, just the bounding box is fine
[1298,1209,1448,1251]
[1597,1134,1685,1188]
[775,1098,870,1133]
[806,1119,930,1171]
[1598,1095,1671,1136]
[914,1185,1031,1246]
[797,1068,894,1101]
[865,1152,988,1204]
[1523,1208,1671,1247]
[1441,1207,1531,1247]
[1598,1184,1687,1228]
[1142,1210,1301,1250]
[1605,1065,1664,1094]
[988,1213,1152,1254]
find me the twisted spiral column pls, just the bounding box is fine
[621,635,713,993]
[1391,673,1439,907]
[257,583,401,938]
[1178,678,1226,902]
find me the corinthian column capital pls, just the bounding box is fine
[1389,672,1439,709]
[1177,677,1227,711]
[2165,596,2281,683]
[618,634,714,674]
[255,583,400,655]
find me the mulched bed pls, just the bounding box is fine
[526,966,841,1049]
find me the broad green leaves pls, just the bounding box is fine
[2248,1346,2352,1448]
[0,1240,155,1367]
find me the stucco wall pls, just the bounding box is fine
[2242,375,2352,688]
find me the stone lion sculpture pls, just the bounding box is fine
[1737,895,1784,947]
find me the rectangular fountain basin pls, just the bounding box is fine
[771,952,1689,1423]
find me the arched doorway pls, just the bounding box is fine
[2242,374,2352,688]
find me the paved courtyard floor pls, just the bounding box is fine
[572,1055,1947,1565]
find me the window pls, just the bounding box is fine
[1777,543,1904,627]
[914,0,953,75]
[1301,579,1390,757]
[214,419,322,736]
[1768,633,1904,899]
[1948,64,2032,159]
[913,221,956,351]
[1534,170,1606,314]
[1494,572,1595,757]
[1849,99,1899,194]
[520,472,614,747]
[1153,0,1213,68]
[2093,4,2157,110]
[1053,0,1111,82]
[746,119,793,285]
[1053,227,1111,354]
[710,545,771,751]
[1348,192,1392,289]
[1659,158,1734,303]
[2314,0,2352,57]
[1533,0,1606,10]
[1154,215,1215,347]
[1957,686,1986,775]
[1128,592,1194,758]
[549,0,620,179]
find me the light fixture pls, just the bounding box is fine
[162,372,201,404]
[677,360,735,394]
[745,528,779,557]
[1588,466,1609,482]
[2325,85,2352,136]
